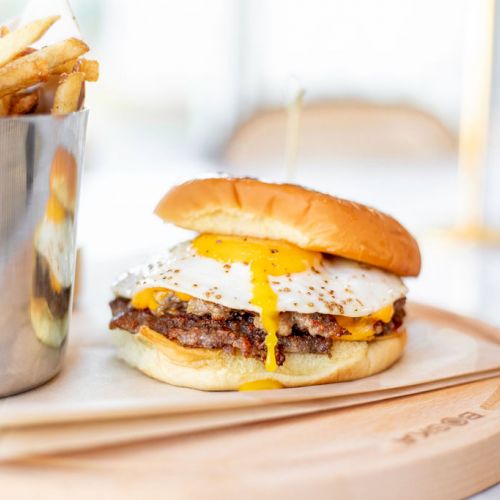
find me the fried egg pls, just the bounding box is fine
[113,235,407,370]
[113,237,406,315]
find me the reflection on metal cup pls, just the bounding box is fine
[0,110,88,397]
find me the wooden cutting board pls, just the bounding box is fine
[1,304,499,499]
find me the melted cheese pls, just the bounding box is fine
[239,379,284,391]
[131,287,191,312]
[335,303,394,341]
[192,234,321,371]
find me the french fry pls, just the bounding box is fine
[0,11,97,115]
[15,47,37,59]
[0,38,88,99]
[52,72,84,114]
[74,58,99,82]
[0,95,12,115]
[39,38,89,70]
[52,58,99,82]
[0,55,48,98]
[0,16,59,68]
[51,58,77,75]
[9,92,38,114]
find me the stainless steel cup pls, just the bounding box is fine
[0,110,88,397]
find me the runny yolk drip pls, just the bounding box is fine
[131,287,191,312]
[239,379,284,391]
[192,234,322,371]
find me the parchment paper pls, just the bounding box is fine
[1,310,499,429]
[15,0,81,42]
[0,368,497,460]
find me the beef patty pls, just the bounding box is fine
[110,296,405,366]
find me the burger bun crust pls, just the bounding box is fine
[111,326,407,391]
[155,177,421,277]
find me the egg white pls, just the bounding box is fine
[112,241,407,317]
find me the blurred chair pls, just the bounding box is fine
[224,101,457,168]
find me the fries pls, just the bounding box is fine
[0,16,99,117]
[40,38,89,70]
[10,92,38,114]
[0,13,98,116]
[52,58,77,75]
[79,59,99,82]
[72,58,99,82]
[0,95,11,115]
[15,47,37,59]
[52,58,99,82]
[52,72,84,115]
[0,55,48,98]
[0,16,59,68]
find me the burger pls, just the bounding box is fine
[109,177,420,390]
[31,147,77,348]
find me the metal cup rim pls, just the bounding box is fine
[0,108,89,122]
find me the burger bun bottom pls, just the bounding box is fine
[111,326,406,391]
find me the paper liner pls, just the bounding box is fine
[0,369,498,460]
[1,304,499,428]
[16,0,81,42]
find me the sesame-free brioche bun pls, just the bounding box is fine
[154,177,421,277]
[111,326,406,391]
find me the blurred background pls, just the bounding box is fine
[5,0,500,324]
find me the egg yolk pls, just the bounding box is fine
[335,303,394,340]
[239,379,284,391]
[131,287,191,312]
[192,234,322,371]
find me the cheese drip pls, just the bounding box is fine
[192,234,321,371]
[131,287,191,312]
[335,303,394,340]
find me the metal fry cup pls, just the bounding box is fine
[0,109,88,397]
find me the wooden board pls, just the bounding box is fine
[1,304,499,499]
